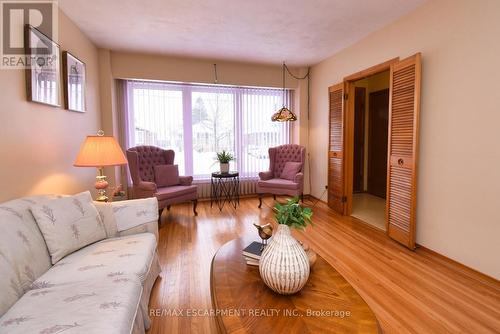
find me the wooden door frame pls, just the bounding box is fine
[342,58,399,216]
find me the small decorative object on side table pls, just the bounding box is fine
[111,184,127,202]
[259,197,313,295]
[210,171,239,211]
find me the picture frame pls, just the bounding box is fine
[62,51,86,112]
[24,24,61,107]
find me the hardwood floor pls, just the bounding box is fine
[147,197,500,334]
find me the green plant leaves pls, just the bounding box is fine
[273,197,313,230]
[215,150,235,163]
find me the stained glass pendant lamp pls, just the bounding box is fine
[272,62,297,122]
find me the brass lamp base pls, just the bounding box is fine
[95,167,109,202]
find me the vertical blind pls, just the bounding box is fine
[125,80,292,180]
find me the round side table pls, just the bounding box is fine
[210,172,239,211]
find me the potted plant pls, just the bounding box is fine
[259,197,313,295]
[215,150,234,174]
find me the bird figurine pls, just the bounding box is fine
[253,223,273,250]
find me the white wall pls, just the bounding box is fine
[0,11,101,202]
[309,0,500,279]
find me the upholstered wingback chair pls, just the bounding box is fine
[256,144,305,208]
[127,146,198,217]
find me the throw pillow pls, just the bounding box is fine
[30,191,107,264]
[154,164,180,187]
[280,162,302,181]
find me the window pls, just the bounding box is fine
[126,80,292,180]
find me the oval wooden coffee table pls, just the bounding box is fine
[210,237,380,333]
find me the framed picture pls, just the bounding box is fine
[24,25,61,107]
[62,51,86,112]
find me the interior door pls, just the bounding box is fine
[368,89,389,198]
[353,87,366,193]
[386,53,421,249]
[327,83,346,214]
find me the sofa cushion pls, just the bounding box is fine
[30,191,107,264]
[0,195,55,311]
[0,256,23,317]
[154,164,180,187]
[257,178,300,190]
[280,162,302,181]
[0,276,142,334]
[93,197,159,238]
[31,233,157,287]
[155,185,197,200]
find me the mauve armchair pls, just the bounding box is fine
[126,146,198,218]
[256,144,305,208]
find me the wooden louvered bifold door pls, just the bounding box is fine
[386,53,421,249]
[327,83,345,214]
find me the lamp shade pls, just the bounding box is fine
[271,107,297,122]
[74,135,127,167]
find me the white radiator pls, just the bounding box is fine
[195,178,258,199]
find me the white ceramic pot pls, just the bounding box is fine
[220,163,229,173]
[259,224,310,295]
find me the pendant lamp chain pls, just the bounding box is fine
[282,62,286,107]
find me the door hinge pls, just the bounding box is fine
[342,196,347,203]
[344,93,348,100]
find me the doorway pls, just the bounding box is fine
[327,54,421,249]
[350,71,390,230]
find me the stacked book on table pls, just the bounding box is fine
[242,241,264,266]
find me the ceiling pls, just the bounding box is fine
[59,0,427,66]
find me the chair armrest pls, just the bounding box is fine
[259,171,273,180]
[138,181,157,192]
[135,181,157,198]
[294,172,304,184]
[179,176,193,186]
[117,221,159,242]
[94,198,159,241]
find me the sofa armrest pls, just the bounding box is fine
[294,172,304,185]
[259,171,273,180]
[94,198,159,241]
[179,175,193,186]
[117,221,159,242]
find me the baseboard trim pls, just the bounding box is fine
[306,194,499,283]
[416,244,499,285]
[306,195,328,205]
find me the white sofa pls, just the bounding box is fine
[0,195,161,334]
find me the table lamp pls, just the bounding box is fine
[74,131,127,202]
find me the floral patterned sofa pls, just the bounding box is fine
[0,194,161,334]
